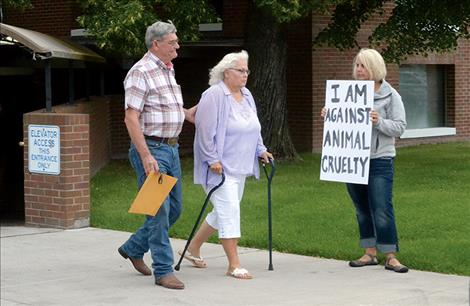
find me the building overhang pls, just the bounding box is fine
[0,23,104,63]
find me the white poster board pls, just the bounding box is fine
[320,80,374,185]
[28,125,60,175]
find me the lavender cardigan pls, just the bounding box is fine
[193,81,267,186]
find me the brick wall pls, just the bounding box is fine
[24,112,90,228]
[454,39,470,138]
[6,0,470,158]
[108,95,129,159]
[4,0,81,39]
[311,4,397,152]
[23,97,111,228]
[312,3,470,152]
[52,97,111,175]
[446,66,456,128]
[387,39,470,146]
[222,1,250,37]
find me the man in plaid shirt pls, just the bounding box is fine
[118,20,194,290]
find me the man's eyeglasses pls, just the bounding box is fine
[155,39,179,47]
[229,68,251,75]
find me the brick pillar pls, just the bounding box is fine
[23,112,90,229]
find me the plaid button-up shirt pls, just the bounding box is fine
[124,51,184,138]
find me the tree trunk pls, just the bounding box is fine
[244,4,299,161]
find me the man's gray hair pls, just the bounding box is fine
[145,20,177,49]
[209,50,249,86]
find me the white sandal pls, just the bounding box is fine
[226,267,253,279]
[178,250,207,268]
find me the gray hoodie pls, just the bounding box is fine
[371,80,407,159]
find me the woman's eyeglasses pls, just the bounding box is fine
[229,68,251,75]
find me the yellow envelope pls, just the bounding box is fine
[128,172,178,216]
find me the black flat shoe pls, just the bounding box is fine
[349,253,379,267]
[385,256,409,273]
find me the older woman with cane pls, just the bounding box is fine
[179,50,273,279]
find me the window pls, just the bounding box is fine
[399,65,455,138]
[399,65,446,129]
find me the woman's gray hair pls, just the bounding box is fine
[145,20,177,49]
[209,50,249,86]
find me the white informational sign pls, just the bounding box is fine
[320,80,374,185]
[28,125,60,175]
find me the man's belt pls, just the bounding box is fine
[145,135,179,146]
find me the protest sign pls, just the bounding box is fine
[320,80,374,185]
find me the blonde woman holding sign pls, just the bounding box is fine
[322,48,408,273]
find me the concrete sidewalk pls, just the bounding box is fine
[1,225,469,306]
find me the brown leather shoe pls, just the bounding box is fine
[155,273,185,290]
[118,247,152,276]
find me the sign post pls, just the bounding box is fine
[320,80,374,185]
[28,124,61,175]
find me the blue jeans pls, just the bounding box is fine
[120,139,182,279]
[346,157,399,253]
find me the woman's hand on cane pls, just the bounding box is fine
[210,161,223,174]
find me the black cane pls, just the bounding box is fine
[174,172,225,271]
[262,158,276,271]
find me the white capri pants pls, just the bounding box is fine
[204,174,246,239]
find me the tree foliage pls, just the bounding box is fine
[76,0,218,57]
[76,0,347,58]
[315,0,470,63]
[76,0,470,62]
[1,0,32,22]
[5,0,470,158]
[372,0,470,62]
[75,0,470,158]
[1,0,33,11]
[4,0,468,71]
[253,0,340,23]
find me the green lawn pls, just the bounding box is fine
[91,142,470,276]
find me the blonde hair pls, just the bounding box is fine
[352,48,387,81]
[208,50,249,86]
